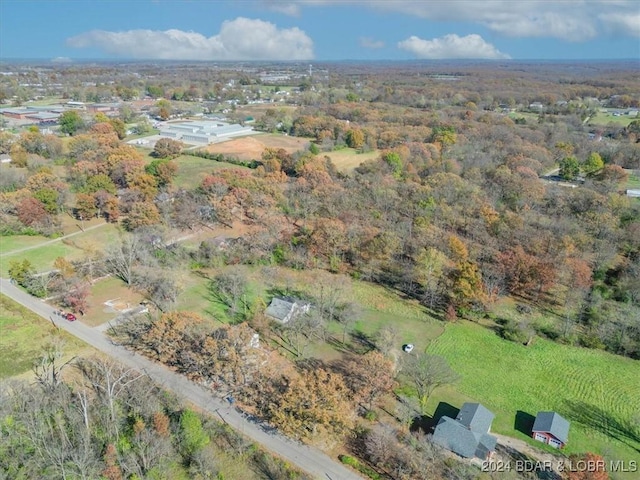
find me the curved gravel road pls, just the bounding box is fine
[0,277,362,480]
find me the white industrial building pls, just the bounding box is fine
[159,120,255,144]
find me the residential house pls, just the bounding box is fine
[532,411,569,448]
[431,403,498,460]
[265,297,310,324]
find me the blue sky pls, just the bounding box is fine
[1,1,639,61]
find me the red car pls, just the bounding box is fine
[65,313,77,322]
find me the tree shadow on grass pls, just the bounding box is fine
[413,402,461,435]
[563,400,640,453]
[515,410,536,436]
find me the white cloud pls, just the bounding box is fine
[262,1,301,16]
[359,36,384,49]
[67,17,314,60]
[266,0,639,41]
[398,34,511,59]
[599,12,640,37]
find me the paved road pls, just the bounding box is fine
[0,278,362,480]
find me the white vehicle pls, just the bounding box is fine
[403,344,414,353]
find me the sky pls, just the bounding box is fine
[1,0,639,62]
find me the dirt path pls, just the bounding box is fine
[0,221,108,257]
[493,432,564,476]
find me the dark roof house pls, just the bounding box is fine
[432,402,497,460]
[532,412,569,449]
[265,297,310,324]
[456,403,495,433]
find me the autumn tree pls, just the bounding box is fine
[565,453,609,480]
[345,128,365,149]
[259,367,355,440]
[153,138,183,159]
[75,193,97,220]
[16,196,49,227]
[123,201,160,230]
[145,159,178,187]
[344,351,396,410]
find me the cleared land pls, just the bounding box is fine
[0,294,89,378]
[321,148,380,172]
[426,321,640,478]
[588,110,637,127]
[199,133,310,160]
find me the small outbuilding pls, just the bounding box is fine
[265,297,310,324]
[532,411,569,449]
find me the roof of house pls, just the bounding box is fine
[265,297,305,322]
[532,412,570,443]
[432,416,497,459]
[456,403,495,433]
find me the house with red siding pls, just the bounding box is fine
[531,411,569,448]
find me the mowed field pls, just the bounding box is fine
[0,294,89,378]
[426,321,640,477]
[199,133,310,160]
[321,148,380,172]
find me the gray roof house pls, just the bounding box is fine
[432,402,497,459]
[532,412,570,448]
[265,297,310,324]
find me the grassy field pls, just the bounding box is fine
[1,241,86,277]
[588,110,637,127]
[172,154,247,188]
[0,223,120,276]
[626,171,640,190]
[0,294,89,378]
[426,321,640,477]
[321,148,379,172]
[200,133,311,160]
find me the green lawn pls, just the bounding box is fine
[588,110,637,127]
[426,321,640,477]
[626,171,640,190]
[172,154,247,189]
[0,241,86,276]
[351,281,443,347]
[0,235,51,255]
[0,294,88,378]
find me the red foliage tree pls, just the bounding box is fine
[16,196,49,226]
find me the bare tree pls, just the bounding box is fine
[402,353,459,414]
[75,357,145,437]
[104,234,144,286]
[32,339,75,393]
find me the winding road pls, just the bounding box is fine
[0,277,362,480]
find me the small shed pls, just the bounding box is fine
[532,411,569,448]
[265,297,310,324]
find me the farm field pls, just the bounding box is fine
[0,294,89,378]
[199,133,311,160]
[426,321,640,478]
[321,148,380,172]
